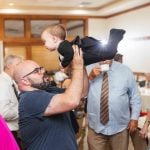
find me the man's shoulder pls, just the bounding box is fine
[19,90,54,109]
[113,61,132,71]
[20,90,52,97]
[0,74,11,87]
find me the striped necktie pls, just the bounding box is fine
[100,72,109,125]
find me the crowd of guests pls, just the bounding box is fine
[0,24,150,150]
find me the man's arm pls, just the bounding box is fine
[127,70,142,133]
[82,67,89,98]
[61,67,89,101]
[88,66,101,80]
[44,45,84,116]
[140,110,150,138]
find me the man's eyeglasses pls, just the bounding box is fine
[23,66,44,78]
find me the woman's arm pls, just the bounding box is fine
[140,110,150,138]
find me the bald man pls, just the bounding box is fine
[13,45,89,150]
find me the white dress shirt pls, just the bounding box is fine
[0,72,19,131]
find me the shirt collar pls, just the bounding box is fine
[109,60,118,72]
[1,71,14,84]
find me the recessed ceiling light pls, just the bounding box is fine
[79,1,92,7]
[9,3,14,6]
[80,1,92,5]
[79,4,84,8]
[1,9,21,14]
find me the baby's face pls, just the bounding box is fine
[41,31,57,51]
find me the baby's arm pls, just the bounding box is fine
[58,40,74,68]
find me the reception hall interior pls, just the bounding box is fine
[0,0,150,150]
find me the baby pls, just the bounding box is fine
[41,24,125,68]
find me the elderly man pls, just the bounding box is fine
[13,45,89,150]
[0,55,22,148]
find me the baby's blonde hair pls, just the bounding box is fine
[43,24,67,40]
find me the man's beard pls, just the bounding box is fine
[28,78,45,89]
[29,77,51,91]
[31,83,44,89]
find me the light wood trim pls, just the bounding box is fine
[0,14,87,47]
[0,14,87,65]
[25,18,31,39]
[26,46,32,59]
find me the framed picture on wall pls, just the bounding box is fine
[30,20,60,38]
[4,19,24,37]
[66,20,84,38]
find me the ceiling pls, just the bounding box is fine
[0,0,150,17]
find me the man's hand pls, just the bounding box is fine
[89,66,101,80]
[99,60,112,65]
[127,120,138,134]
[71,45,83,70]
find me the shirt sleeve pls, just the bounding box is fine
[58,40,74,67]
[0,81,18,120]
[22,90,55,119]
[128,70,142,120]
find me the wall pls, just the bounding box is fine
[0,7,150,73]
[0,41,3,73]
[88,6,150,73]
[88,18,107,40]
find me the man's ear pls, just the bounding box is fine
[52,35,59,43]
[21,78,31,86]
[6,64,12,69]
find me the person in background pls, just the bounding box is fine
[114,53,148,150]
[140,109,150,149]
[53,68,68,87]
[49,75,57,86]
[0,115,20,150]
[41,24,125,68]
[13,45,89,150]
[0,55,22,149]
[114,53,123,63]
[87,59,141,150]
[43,71,57,87]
